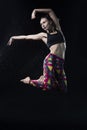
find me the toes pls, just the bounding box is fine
[20,79,24,82]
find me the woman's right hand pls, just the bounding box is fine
[7,37,14,46]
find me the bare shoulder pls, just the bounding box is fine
[39,32,47,36]
[39,32,47,44]
[38,32,47,39]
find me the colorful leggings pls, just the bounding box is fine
[30,53,67,92]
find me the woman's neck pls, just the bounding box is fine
[47,27,57,33]
[47,29,57,34]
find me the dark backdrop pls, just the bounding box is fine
[0,0,87,129]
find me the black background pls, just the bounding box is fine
[0,0,87,129]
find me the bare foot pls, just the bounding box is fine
[20,77,30,84]
[37,75,44,82]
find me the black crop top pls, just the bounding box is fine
[47,30,65,48]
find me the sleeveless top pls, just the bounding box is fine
[47,30,65,48]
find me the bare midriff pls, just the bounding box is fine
[49,42,66,59]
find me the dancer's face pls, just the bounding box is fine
[40,17,52,32]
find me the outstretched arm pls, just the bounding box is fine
[31,8,60,30]
[7,32,45,45]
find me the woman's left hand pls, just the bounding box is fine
[31,9,37,19]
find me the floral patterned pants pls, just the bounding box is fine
[30,53,67,92]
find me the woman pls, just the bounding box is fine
[8,8,67,92]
